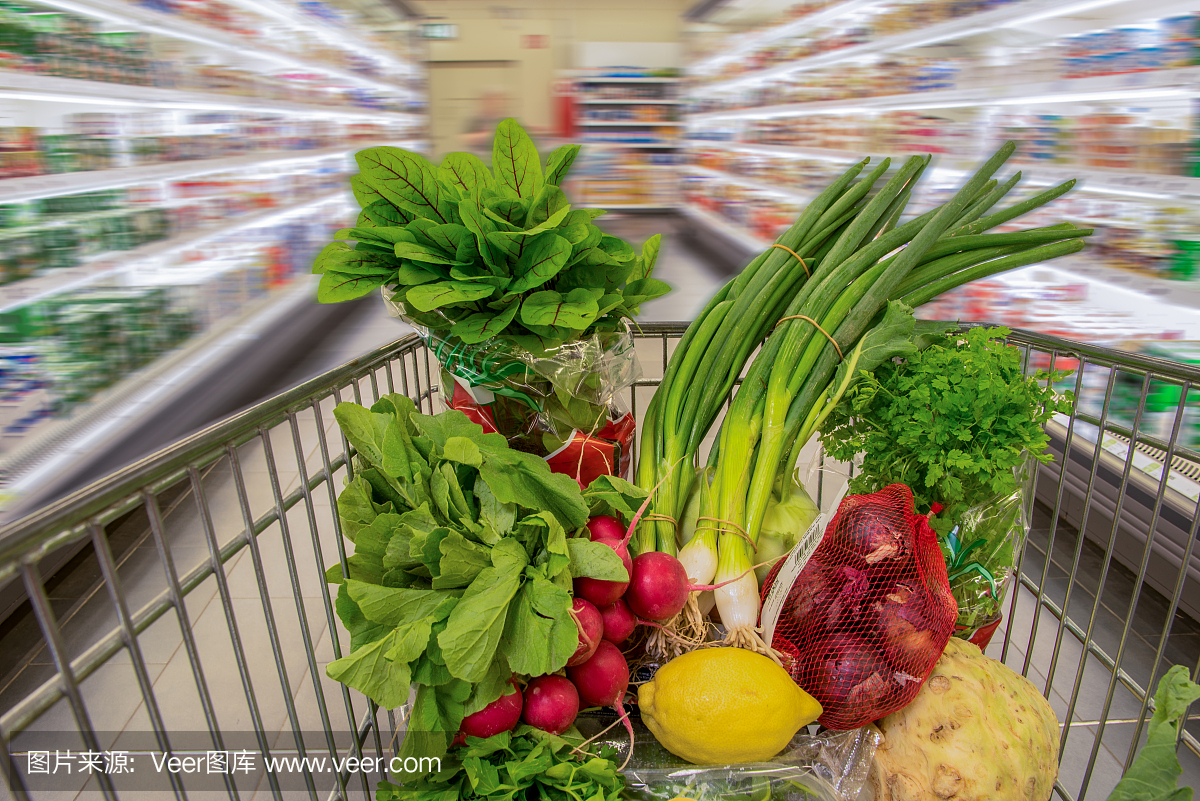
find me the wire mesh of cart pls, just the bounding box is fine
[1,322,1199,801]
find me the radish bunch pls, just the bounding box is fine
[455,514,647,750]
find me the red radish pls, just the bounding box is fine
[586,515,625,541]
[455,679,522,744]
[573,537,633,607]
[599,598,637,644]
[521,675,580,734]
[626,551,690,621]
[567,598,604,667]
[567,639,635,768]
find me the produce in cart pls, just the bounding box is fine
[870,637,1060,801]
[312,118,668,485]
[634,140,1090,658]
[820,325,1073,640]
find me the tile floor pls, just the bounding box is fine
[1,213,1197,800]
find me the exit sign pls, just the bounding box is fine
[420,23,458,39]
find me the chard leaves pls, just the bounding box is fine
[315,118,669,351]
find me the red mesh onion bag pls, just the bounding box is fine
[760,484,957,730]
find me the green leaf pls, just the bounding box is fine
[490,538,529,572]
[566,538,628,581]
[519,288,599,330]
[478,448,589,529]
[462,655,515,717]
[483,197,526,230]
[507,233,572,294]
[356,146,453,224]
[312,241,353,274]
[597,235,635,263]
[475,481,516,542]
[396,261,442,287]
[336,475,390,544]
[393,241,465,266]
[492,118,543,200]
[359,199,414,228]
[316,250,397,302]
[544,144,581,186]
[450,300,520,344]
[425,224,473,257]
[500,577,577,676]
[345,579,452,627]
[334,583,390,652]
[325,629,412,708]
[433,531,492,589]
[632,234,661,281]
[439,152,495,195]
[437,565,523,682]
[526,185,569,228]
[1109,665,1200,801]
[406,281,495,313]
[350,174,384,208]
[582,474,647,522]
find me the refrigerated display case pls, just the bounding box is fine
[0,0,428,516]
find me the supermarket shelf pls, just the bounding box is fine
[576,76,680,83]
[0,189,350,314]
[680,202,768,252]
[685,165,811,202]
[31,0,420,97]
[699,0,1195,92]
[685,141,1200,200]
[688,66,1200,122]
[579,121,683,127]
[689,0,878,74]
[578,100,683,105]
[0,276,324,522]
[0,141,426,205]
[220,0,418,76]
[0,69,421,119]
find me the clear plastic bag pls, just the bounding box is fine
[940,457,1035,646]
[384,287,641,486]
[573,712,879,801]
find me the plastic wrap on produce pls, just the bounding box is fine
[574,712,879,801]
[384,285,640,486]
[942,457,1036,648]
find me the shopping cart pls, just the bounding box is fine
[0,322,1198,801]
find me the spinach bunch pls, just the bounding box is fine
[324,394,636,767]
[314,117,669,352]
[821,326,1073,528]
[377,726,624,801]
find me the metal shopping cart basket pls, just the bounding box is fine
[1,322,1199,800]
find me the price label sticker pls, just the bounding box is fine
[760,512,827,649]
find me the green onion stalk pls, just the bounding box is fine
[701,142,1092,652]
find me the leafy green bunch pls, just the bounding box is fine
[377,726,624,801]
[821,326,1073,527]
[323,394,645,770]
[314,117,669,351]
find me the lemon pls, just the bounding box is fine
[638,647,821,765]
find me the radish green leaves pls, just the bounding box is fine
[315,118,667,350]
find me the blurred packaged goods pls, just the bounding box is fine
[0,199,347,452]
[569,69,681,209]
[0,113,416,179]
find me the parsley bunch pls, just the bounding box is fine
[821,326,1073,527]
